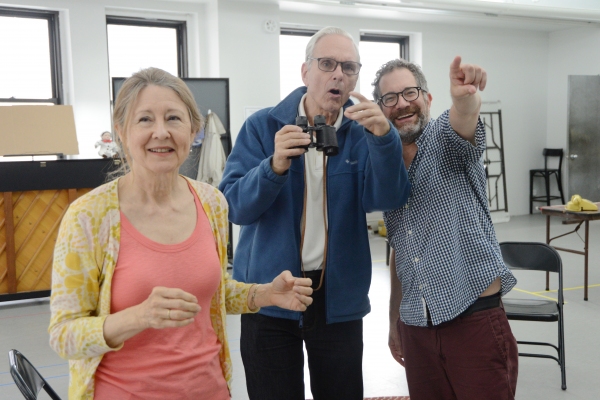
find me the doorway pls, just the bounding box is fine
[567,75,600,201]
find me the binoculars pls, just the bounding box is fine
[289,115,339,159]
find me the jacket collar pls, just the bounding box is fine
[270,86,354,130]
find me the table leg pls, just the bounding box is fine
[585,220,589,301]
[546,215,550,291]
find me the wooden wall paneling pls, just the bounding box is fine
[14,191,42,233]
[15,191,59,256]
[0,195,5,293]
[2,192,17,293]
[15,190,68,292]
[68,188,77,203]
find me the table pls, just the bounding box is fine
[539,203,600,301]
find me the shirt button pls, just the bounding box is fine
[405,204,409,209]
[418,284,423,289]
[408,230,412,235]
[414,257,419,262]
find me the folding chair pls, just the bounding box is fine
[8,349,62,400]
[499,242,566,390]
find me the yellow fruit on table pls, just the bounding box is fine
[565,194,598,211]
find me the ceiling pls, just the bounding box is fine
[234,0,600,31]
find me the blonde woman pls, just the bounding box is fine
[49,67,313,400]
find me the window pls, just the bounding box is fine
[279,28,316,100]
[359,33,409,99]
[106,16,187,82]
[0,7,63,106]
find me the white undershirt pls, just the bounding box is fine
[298,94,343,271]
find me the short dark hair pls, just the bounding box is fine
[371,59,429,102]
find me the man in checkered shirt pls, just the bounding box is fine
[373,57,518,399]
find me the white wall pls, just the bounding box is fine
[5,0,580,216]
[217,0,281,144]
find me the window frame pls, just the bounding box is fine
[360,32,410,61]
[280,27,318,38]
[0,6,63,105]
[106,16,188,78]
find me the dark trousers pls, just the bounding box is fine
[240,273,364,400]
[398,307,519,400]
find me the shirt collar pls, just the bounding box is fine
[298,93,343,130]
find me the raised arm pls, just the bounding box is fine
[448,56,487,144]
[344,91,410,212]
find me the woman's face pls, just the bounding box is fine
[118,85,194,177]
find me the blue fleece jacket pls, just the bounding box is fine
[219,87,410,323]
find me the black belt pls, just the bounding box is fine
[426,292,501,327]
[460,292,501,317]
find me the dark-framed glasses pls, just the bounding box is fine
[308,57,362,76]
[378,87,424,107]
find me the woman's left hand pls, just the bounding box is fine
[254,270,313,311]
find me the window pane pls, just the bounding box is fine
[280,34,311,100]
[0,16,53,99]
[359,41,400,100]
[107,24,178,78]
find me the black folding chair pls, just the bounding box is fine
[500,242,566,390]
[8,349,62,400]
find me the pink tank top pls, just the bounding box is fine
[94,185,229,400]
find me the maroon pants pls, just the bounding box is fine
[398,307,518,400]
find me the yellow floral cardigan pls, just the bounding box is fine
[48,177,254,399]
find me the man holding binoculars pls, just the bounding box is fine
[219,26,409,400]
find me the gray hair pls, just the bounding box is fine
[109,67,203,179]
[305,26,360,67]
[372,59,429,102]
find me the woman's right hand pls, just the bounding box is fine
[103,287,201,348]
[137,287,201,329]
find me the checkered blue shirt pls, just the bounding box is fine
[384,110,516,327]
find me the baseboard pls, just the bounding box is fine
[491,211,511,224]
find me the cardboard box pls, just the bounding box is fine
[0,105,79,156]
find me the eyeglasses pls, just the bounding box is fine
[308,58,362,76]
[378,87,424,107]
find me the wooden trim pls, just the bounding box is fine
[3,192,17,293]
[68,188,77,203]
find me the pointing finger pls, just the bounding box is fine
[449,56,462,75]
[349,91,370,103]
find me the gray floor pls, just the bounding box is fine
[1,214,598,399]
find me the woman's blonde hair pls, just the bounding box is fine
[109,67,204,178]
